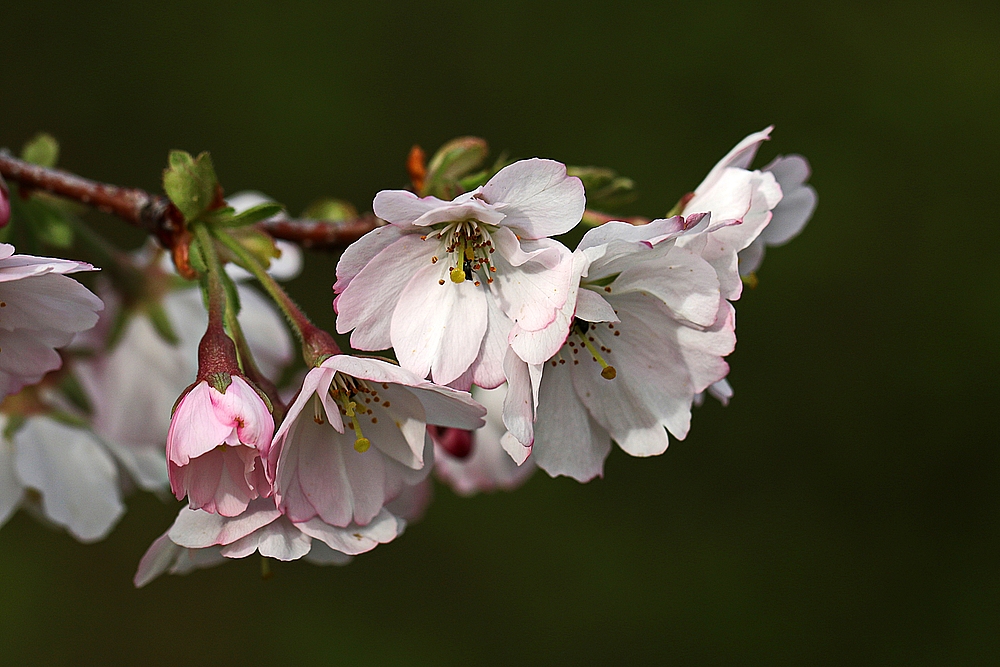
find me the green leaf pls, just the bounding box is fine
[211,202,285,228]
[224,227,280,271]
[145,302,180,345]
[567,166,638,210]
[423,137,489,198]
[21,133,60,168]
[301,198,357,221]
[162,150,219,222]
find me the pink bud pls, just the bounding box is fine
[166,375,274,517]
[0,175,10,228]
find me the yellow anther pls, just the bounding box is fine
[578,331,617,381]
[450,267,466,283]
[601,366,617,379]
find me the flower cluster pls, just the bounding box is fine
[0,129,814,586]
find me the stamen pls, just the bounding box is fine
[313,395,325,424]
[575,324,617,380]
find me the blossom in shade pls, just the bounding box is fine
[267,355,486,527]
[433,384,535,496]
[334,158,584,388]
[504,214,741,481]
[133,496,400,587]
[167,375,274,517]
[0,413,124,542]
[0,243,103,398]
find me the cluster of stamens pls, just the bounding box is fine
[556,318,617,380]
[312,374,393,453]
[424,219,497,287]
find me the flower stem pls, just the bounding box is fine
[192,222,240,379]
[212,228,340,365]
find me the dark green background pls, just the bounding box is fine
[2,1,998,664]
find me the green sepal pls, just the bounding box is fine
[586,272,620,288]
[423,137,489,198]
[21,133,60,168]
[207,372,233,394]
[58,373,93,416]
[567,166,637,210]
[187,232,209,275]
[162,150,219,222]
[301,198,357,221]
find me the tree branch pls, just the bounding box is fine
[0,149,381,251]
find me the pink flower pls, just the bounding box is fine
[0,175,10,228]
[0,243,103,397]
[167,375,274,517]
[267,355,485,527]
[334,158,583,388]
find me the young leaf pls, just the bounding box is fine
[163,150,220,222]
[21,133,60,168]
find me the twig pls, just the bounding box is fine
[0,150,381,251]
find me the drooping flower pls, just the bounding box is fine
[0,243,103,398]
[73,239,296,491]
[267,355,485,527]
[133,496,401,587]
[433,384,536,496]
[334,158,584,388]
[0,413,124,542]
[503,214,742,481]
[166,375,274,517]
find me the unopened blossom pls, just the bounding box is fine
[0,175,10,228]
[504,215,740,481]
[334,158,584,388]
[433,384,535,496]
[167,375,274,517]
[74,243,296,491]
[0,413,124,542]
[0,243,103,398]
[134,496,401,587]
[267,355,485,527]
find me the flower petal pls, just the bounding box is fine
[481,158,585,238]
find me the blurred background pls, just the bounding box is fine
[2,1,998,664]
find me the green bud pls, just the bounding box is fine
[29,200,74,248]
[163,150,220,222]
[423,137,489,198]
[207,202,285,228]
[567,166,637,210]
[301,198,357,221]
[21,133,60,168]
[225,227,280,272]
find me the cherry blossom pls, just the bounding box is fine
[334,158,583,388]
[167,375,274,517]
[133,496,400,587]
[433,384,536,496]
[0,243,103,398]
[267,355,485,527]
[0,413,124,542]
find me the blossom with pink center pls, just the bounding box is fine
[503,214,741,481]
[167,375,274,517]
[0,243,103,398]
[133,496,400,587]
[334,158,584,388]
[433,384,535,496]
[267,355,485,527]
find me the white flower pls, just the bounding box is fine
[504,215,739,481]
[267,355,485,527]
[133,496,399,587]
[0,414,124,542]
[433,384,536,496]
[0,243,103,398]
[334,158,584,388]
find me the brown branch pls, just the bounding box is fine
[0,149,381,251]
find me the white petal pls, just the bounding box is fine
[296,508,400,555]
[14,417,124,542]
[612,245,721,327]
[390,262,488,385]
[491,230,573,332]
[532,360,611,481]
[0,431,25,527]
[501,349,535,448]
[693,126,772,195]
[481,158,586,238]
[220,517,312,560]
[334,225,405,292]
[335,234,436,351]
[168,497,281,548]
